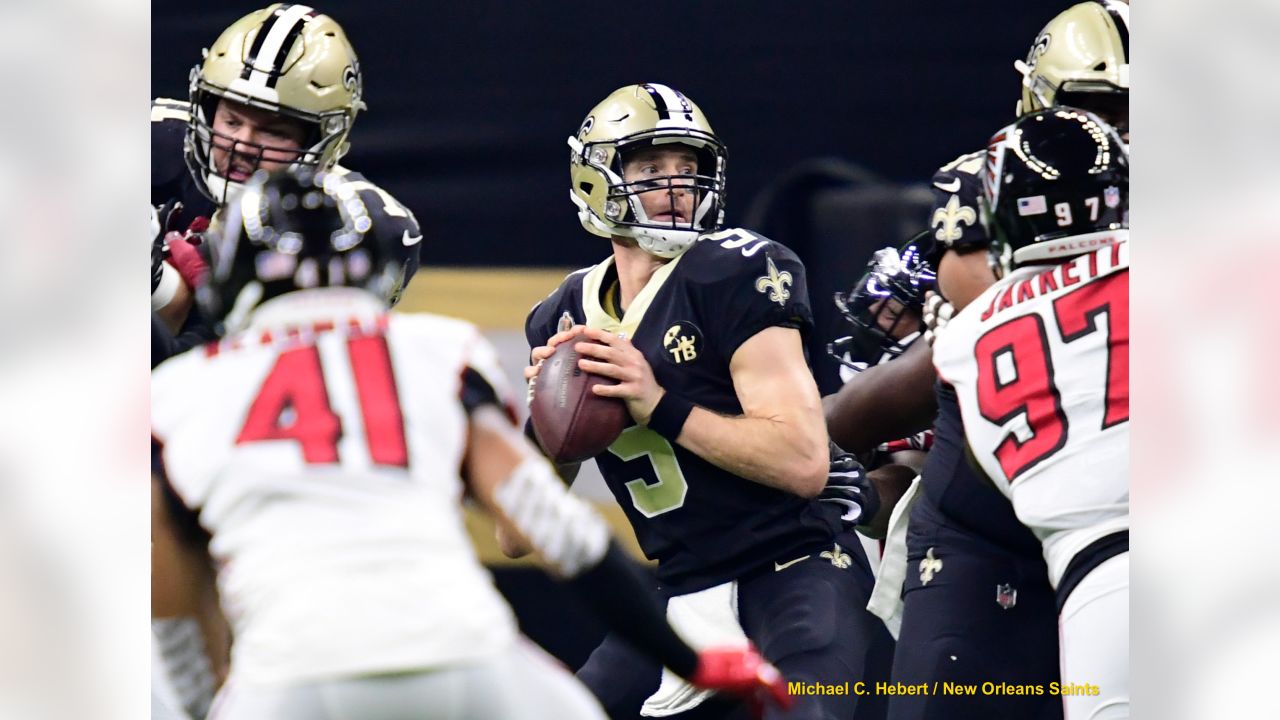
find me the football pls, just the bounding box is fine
[529,339,629,464]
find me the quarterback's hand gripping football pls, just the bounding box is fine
[922,290,954,346]
[690,646,793,715]
[525,319,586,402]
[574,326,665,426]
[820,447,878,526]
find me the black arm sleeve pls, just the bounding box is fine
[152,314,181,368]
[566,541,699,679]
[154,306,220,368]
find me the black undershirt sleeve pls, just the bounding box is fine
[565,541,700,679]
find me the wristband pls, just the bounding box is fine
[151,262,181,311]
[647,392,694,442]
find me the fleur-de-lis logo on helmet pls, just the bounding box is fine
[754,256,792,307]
[931,195,977,243]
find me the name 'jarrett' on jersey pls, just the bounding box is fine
[526,229,850,595]
[932,240,1129,589]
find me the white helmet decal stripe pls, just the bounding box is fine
[243,4,316,90]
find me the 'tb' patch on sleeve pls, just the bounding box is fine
[661,322,704,365]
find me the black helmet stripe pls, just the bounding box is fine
[642,83,691,119]
[240,4,318,88]
[240,4,286,81]
[642,84,670,116]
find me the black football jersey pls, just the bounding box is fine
[526,229,848,594]
[909,380,1042,557]
[152,98,218,231]
[918,150,989,267]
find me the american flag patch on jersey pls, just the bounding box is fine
[1017,195,1047,216]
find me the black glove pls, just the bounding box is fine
[151,199,182,293]
[820,444,879,526]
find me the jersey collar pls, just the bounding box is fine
[247,287,387,331]
[581,253,686,338]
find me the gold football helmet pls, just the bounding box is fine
[1016,1,1129,132]
[568,83,727,258]
[185,4,366,204]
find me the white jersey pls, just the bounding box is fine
[932,241,1129,587]
[152,288,519,685]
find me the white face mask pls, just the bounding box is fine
[205,173,247,209]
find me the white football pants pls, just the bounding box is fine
[207,640,606,720]
[1059,552,1129,719]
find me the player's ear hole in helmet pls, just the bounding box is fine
[184,4,367,206]
[568,83,728,259]
[198,167,418,334]
[829,238,936,369]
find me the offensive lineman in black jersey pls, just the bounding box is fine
[520,83,894,720]
[150,4,421,367]
[824,3,1128,719]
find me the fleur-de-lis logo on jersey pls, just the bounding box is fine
[931,194,977,244]
[820,543,852,569]
[754,256,792,307]
[920,547,944,585]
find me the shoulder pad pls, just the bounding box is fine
[685,228,798,282]
[685,229,812,357]
[151,97,191,124]
[151,100,195,205]
[525,266,592,346]
[936,150,984,177]
[921,151,988,264]
[340,175,422,243]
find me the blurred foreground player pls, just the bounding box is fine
[933,108,1129,719]
[150,8,422,715]
[523,83,893,719]
[151,3,420,363]
[151,170,789,720]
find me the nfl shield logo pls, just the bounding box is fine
[1104,186,1121,209]
[995,583,1018,610]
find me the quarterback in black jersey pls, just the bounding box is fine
[150,4,421,367]
[522,83,892,720]
[825,4,1128,720]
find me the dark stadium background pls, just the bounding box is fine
[153,0,1058,670]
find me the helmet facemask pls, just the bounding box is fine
[568,84,727,259]
[185,71,352,206]
[829,244,935,371]
[181,4,365,206]
[571,130,726,258]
